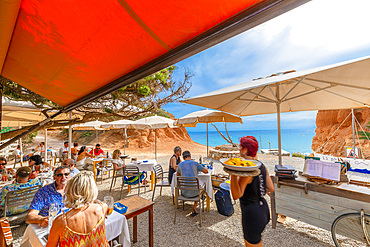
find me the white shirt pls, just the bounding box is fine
[12,149,20,156]
[113,159,124,175]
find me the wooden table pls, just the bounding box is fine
[118,196,154,247]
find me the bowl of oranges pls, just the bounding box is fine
[220,157,261,172]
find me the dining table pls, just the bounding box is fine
[20,210,130,246]
[171,169,214,212]
[85,157,113,181]
[126,159,157,191]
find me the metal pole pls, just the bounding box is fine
[352,109,356,159]
[259,136,262,151]
[44,128,48,162]
[123,128,127,155]
[206,123,209,158]
[68,112,72,159]
[276,84,282,166]
[155,129,157,160]
[18,121,23,166]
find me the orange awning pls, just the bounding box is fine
[0,0,308,111]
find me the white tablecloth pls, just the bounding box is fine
[171,172,214,200]
[127,159,157,172]
[20,210,130,247]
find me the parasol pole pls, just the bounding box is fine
[123,128,127,155]
[352,109,356,159]
[276,84,282,167]
[206,123,209,158]
[155,129,157,160]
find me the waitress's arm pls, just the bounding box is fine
[265,169,275,195]
[230,175,253,200]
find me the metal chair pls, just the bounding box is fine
[174,177,205,226]
[120,166,146,199]
[13,154,22,169]
[97,159,114,184]
[0,185,42,222]
[152,164,172,203]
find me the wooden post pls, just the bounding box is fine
[0,82,2,143]
[270,191,277,229]
[68,112,72,159]
[44,128,48,162]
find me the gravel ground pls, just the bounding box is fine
[10,153,367,246]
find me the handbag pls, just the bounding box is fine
[215,189,234,217]
[0,217,13,247]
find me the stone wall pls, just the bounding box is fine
[209,144,240,160]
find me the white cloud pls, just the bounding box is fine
[174,0,370,126]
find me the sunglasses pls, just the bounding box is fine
[0,163,5,166]
[55,173,70,177]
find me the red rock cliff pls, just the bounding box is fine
[312,108,370,158]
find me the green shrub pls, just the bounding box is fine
[24,131,39,143]
[292,152,305,158]
[83,131,93,137]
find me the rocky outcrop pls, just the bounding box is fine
[312,108,370,159]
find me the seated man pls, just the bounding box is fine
[35,142,45,152]
[0,167,42,216]
[26,166,71,227]
[59,141,69,160]
[89,143,105,157]
[177,150,208,216]
[63,159,80,177]
[12,145,33,163]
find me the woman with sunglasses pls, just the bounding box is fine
[0,157,15,175]
[28,155,51,177]
[76,146,94,169]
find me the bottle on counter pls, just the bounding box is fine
[199,155,202,164]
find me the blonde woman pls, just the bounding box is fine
[112,149,125,175]
[112,149,145,185]
[46,172,109,247]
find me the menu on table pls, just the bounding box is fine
[304,159,341,181]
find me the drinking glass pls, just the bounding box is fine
[48,203,59,232]
[104,196,114,215]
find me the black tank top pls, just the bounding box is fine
[169,155,180,171]
[240,163,267,204]
[168,154,180,184]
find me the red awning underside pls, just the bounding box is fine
[0,0,307,108]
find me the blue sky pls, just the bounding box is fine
[163,0,370,131]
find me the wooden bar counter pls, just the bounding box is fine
[271,175,370,233]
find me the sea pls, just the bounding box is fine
[187,128,316,154]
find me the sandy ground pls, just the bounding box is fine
[8,134,368,247]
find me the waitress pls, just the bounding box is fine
[230,136,274,247]
[168,146,181,184]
